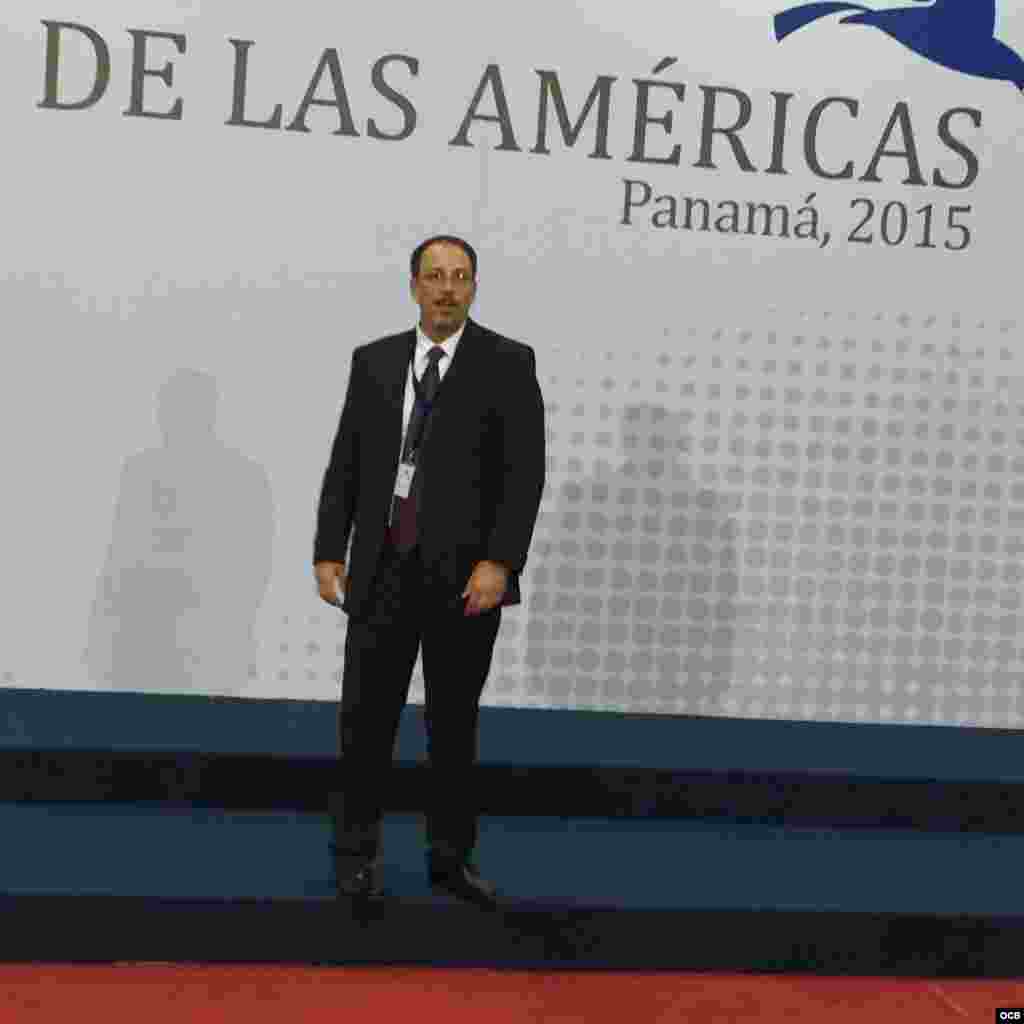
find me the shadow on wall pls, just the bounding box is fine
[84,369,274,696]
[523,402,741,714]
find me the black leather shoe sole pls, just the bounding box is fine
[428,863,499,908]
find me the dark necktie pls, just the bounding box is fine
[390,346,446,552]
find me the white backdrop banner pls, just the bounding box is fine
[2,1,1023,727]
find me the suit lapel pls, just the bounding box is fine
[433,317,488,411]
[381,329,416,464]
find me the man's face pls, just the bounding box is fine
[411,242,476,341]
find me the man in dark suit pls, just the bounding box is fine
[313,235,546,905]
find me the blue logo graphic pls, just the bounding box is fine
[774,1,1024,90]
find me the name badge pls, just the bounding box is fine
[394,460,415,499]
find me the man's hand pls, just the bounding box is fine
[461,560,508,616]
[314,560,348,607]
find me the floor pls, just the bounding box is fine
[2,964,1022,1022]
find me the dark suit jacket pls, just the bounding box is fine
[314,318,546,619]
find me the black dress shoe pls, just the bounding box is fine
[428,858,499,908]
[334,861,382,899]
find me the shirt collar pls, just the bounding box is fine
[415,319,466,365]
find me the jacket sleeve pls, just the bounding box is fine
[313,348,361,565]
[485,345,547,574]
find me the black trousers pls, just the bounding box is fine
[333,537,502,865]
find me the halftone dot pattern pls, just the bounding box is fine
[509,309,1023,728]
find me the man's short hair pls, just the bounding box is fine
[410,235,478,279]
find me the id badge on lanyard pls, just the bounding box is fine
[394,458,415,498]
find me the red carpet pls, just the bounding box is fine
[1,966,1021,1022]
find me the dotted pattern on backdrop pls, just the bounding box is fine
[281,309,1023,730]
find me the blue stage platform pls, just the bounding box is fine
[4,690,1024,974]
[3,801,1024,973]
[5,688,1024,783]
